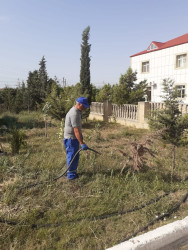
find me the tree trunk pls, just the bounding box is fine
[172,145,176,170]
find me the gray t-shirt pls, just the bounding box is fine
[64,106,82,139]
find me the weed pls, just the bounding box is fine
[93,122,103,142]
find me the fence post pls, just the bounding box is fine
[103,100,112,122]
[137,102,150,125]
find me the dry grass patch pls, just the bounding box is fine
[0,118,188,249]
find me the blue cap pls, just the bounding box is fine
[76,97,90,108]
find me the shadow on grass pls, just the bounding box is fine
[0,115,45,130]
[0,115,18,129]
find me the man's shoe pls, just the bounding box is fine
[67,172,78,180]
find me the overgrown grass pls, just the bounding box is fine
[0,116,188,250]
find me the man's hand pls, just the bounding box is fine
[81,144,88,150]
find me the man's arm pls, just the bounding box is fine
[74,127,84,145]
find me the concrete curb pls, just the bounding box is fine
[106,216,188,250]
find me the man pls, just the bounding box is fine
[63,97,89,180]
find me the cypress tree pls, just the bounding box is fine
[80,26,92,104]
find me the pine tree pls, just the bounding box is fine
[39,56,48,99]
[149,79,188,169]
[80,26,92,104]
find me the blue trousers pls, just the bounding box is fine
[63,138,80,179]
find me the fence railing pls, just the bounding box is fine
[178,104,188,114]
[149,102,188,114]
[149,102,165,112]
[112,104,138,120]
[89,101,188,129]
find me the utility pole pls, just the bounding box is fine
[62,77,67,87]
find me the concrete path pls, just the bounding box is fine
[106,216,188,250]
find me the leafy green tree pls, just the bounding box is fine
[45,82,66,120]
[96,83,113,102]
[112,67,146,105]
[129,80,147,104]
[149,79,188,169]
[12,82,28,113]
[46,78,55,95]
[27,70,40,110]
[0,87,16,112]
[45,82,82,120]
[14,87,24,113]
[64,83,82,108]
[80,26,92,104]
[91,84,99,102]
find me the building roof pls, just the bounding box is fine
[130,33,188,57]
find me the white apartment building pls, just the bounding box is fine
[130,33,188,103]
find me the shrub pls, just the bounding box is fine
[10,128,27,154]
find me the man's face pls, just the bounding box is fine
[77,103,86,111]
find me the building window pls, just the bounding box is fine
[176,85,185,98]
[176,54,187,68]
[142,61,149,73]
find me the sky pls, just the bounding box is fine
[0,0,188,89]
